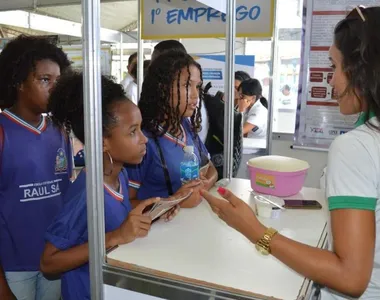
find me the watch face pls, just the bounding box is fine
[255,244,269,255]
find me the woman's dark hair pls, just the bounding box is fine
[151,40,187,62]
[334,6,380,128]
[235,71,251,83]
[0,35,71,110]
[239,78,268,109]
[139,50,203,139]
[48,72,129,144]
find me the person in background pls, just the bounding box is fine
[126,51,218,208]
[238,78,268,138]
[233,71,251,108]
[120,52,137,91]
[125,60,151,104]
[279,84,292,105]
[151,40,187,62]
[202,6,380,299]
[0,35,72,300]
[41,72,181,299]
[202,71,249,180]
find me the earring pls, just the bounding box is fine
[104,151,114,176]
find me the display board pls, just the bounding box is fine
[63,45,112,76]
[193,55,255,96]
[294,0,380,150]
[142,0,274,39]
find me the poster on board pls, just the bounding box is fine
[192,55,255,96]
[294,0,379,150]
[63,45,112,76]
[142,0,274,39]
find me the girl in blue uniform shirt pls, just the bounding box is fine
[0,35,72,300]
[40,72,181,300]
[126,51,218,208]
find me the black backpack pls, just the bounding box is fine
[203,84,243,180]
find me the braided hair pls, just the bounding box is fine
[0,35,71,110]
[139,51,203,140]
[48,71,128,144]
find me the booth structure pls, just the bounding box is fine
[0,0,328,299]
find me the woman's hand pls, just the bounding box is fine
[173,180,204,208]
[116,197,160,245]
[200,175,212,191]
[201,187,261,239]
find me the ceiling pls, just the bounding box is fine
[0,1,138,39]
[32,1,138,31]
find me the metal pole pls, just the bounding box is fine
[223,0,236,179]
[81,0,105,299]
[119,32,123,82]
[137,0,144,100]
[266,0,279,154]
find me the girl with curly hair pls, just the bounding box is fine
[126,51,218,208]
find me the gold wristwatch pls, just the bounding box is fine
[255,227,278,255]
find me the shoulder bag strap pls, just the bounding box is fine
[153,138,174,196]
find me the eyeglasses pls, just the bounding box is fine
[347,5,366,22]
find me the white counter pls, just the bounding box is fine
[107,179,327,300]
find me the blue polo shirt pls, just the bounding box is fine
[45,169,132,300]
[126,119,209,199]
[0,110,72,271]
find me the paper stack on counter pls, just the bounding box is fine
[149,191,193,221]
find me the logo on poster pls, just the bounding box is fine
[310,127,324,134]
[340,130,348,135]
[329,130,338,136]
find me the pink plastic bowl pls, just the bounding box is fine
[247,165,308,197]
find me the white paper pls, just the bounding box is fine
[149,191,193,221]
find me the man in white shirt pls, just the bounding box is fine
[120,52,137,91]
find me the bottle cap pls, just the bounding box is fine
[183,146,194,153]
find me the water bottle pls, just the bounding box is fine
[180,146,199,185]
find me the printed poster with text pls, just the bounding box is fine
[295,0,380,149]
[192,55,255,96]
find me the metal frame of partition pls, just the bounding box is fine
[0,0,278,299]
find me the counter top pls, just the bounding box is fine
[107,179,327,300]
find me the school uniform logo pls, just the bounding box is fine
[55,148,68,174]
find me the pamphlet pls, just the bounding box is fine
[148,191,193,221]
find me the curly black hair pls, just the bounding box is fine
[48,71,129,144]
[0,35,71,110]
[138,51,203,140]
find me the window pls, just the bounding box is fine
[246,0,303,134]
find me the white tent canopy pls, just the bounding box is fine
[0,1,138,42]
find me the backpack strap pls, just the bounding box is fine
[0,124,4,173]
[153,138,173,196]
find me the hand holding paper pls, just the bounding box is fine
[148,191,193,221]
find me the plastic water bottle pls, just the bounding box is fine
[180,146,199,185]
